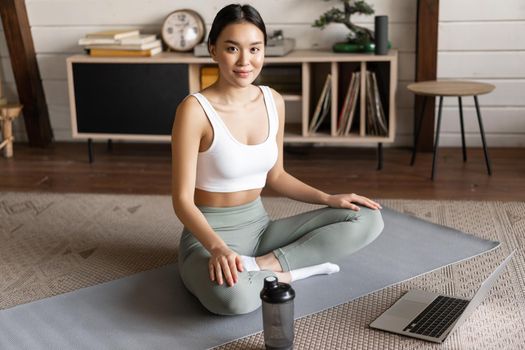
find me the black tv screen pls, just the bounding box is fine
[73,62,188,135]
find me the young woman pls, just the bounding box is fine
[171,4,384,316]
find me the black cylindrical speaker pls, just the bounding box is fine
[374,15,388,55]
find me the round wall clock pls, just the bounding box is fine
[161,9,206,52]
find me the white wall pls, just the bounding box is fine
[0,0,523,146]
[437,0,525,147]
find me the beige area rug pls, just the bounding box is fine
[0,192,523,349]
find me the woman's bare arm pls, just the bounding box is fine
[171,97,242,286]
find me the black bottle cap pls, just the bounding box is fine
[260,276,295,303]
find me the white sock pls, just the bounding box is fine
[289,262,340,282]
[241,255,260,271]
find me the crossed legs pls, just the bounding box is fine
[179,205,384,315]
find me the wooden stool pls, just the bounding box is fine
[407,81,494,180]
[0,104,23,158]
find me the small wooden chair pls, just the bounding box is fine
[0,104,23,158]
[407,81,494,180]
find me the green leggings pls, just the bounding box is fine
[178,197,384,316]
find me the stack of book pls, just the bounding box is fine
[79,29,162,57]
[309,74,332,134]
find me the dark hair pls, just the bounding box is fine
[208,4,267,52]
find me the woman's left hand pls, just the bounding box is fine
[325,193,382,211]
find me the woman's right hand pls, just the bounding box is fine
[209,246,244,287]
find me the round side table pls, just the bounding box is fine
[407,81,495,180]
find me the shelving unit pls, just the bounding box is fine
[188,50,398,145]
[67,50,397,164]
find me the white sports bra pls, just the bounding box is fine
[191,86,279,193]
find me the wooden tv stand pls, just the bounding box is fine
[67,49,397,166]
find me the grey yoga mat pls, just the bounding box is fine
[0,207,499,350]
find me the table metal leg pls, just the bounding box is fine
[474,95,493,175]
[377,142,383,170]
[411,96,427,166]
[88,138,94,163]
[431,96,444,180]
[458,97,467,162]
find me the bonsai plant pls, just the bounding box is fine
[313,0,377,52]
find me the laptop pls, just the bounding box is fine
[370,251,515,343]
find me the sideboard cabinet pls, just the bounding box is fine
[67,50,397,164]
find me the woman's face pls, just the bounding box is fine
[210,21,265,88]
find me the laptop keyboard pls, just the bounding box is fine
[403,295,469,338]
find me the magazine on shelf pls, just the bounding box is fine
[366,72,376,135]
[345,72,360,135]
[338,71,361,136]
[365,71,388,136]
[311,86,331,133]
[309,74,331,134]
[371,72,388,135]
[337,73,355,134]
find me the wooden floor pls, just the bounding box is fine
[1,142,524,201]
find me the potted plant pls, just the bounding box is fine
[313,0,379,53]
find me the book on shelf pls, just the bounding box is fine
[78,34,157,46]
[309,74,331,134]
[337,71,360,136]
[86,46,162,57]
[345,72,360,135]
[365,72,375,135]
[337,74,354,131]
[371,72,388,135]
[84,39,161,51]
[201,66,219,89]
[84,29,140,40]
[120,34,157,45]
[365,71,388,136]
